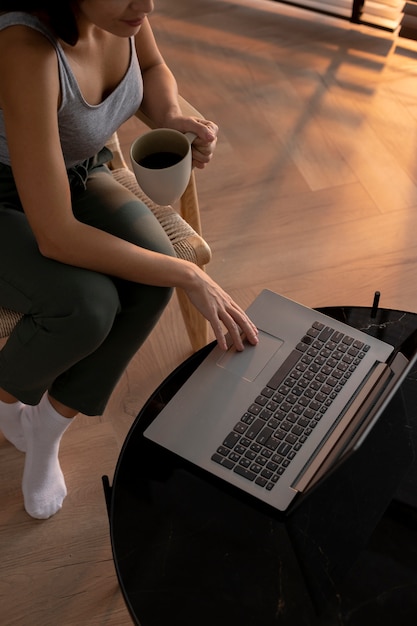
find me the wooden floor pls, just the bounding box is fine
[2,1,417,623]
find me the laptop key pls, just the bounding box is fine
[277,442,291,456]
[246,418,266,439]
[318,326,334,342]
[265,437,280,451]
[234,465,257,481]
[211,453,235,469]
[267,349,302,390]
[223,432,240,448]
[256,426,274,445]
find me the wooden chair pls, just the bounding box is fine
[0,97,212,352]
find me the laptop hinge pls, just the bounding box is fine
[292,362,392,493]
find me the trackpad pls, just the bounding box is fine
[216,331,283,382]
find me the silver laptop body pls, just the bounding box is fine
[144,290,413,512]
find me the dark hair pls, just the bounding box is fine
[0,1,79,45]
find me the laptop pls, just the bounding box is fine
[144,289,416,512]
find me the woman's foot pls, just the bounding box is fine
[21,394,73,519]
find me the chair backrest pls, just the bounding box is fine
[0,307,23,339]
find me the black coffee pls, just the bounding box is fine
[139,151,183,169]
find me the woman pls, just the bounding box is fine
[0,1,258,519]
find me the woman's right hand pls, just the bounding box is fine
[182,267,259,352]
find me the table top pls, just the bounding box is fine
[105,306,417,626]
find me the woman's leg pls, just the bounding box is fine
[0,206,123,404]
[48,167,176,416]
[0,206,123,518]
[0,396,26,451]
[0,165,175,517]
[21,394,74,519]
[0,168,174,414]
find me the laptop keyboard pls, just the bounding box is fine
[211,321,370,491]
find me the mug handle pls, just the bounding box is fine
[185,132,197,144]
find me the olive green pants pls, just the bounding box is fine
[0,152,174,415]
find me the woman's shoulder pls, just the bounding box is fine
[0,11,56,46]
[0,12,57,57]
[0,14,58,109]
[0,11,46,29]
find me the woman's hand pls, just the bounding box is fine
[164,116,218,169]
[188,118,218,169]
[183,266,259,352]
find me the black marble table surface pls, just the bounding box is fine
[104,305,417,626]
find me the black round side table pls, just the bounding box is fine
[103,305,417,626]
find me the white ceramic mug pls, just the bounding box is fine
[130,128,196,206]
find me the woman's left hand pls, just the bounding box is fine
[165,116,218,169]
[188,118,218,169]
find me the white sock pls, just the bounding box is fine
[21,394,73,520]
[0,399,26,452]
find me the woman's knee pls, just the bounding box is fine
[40,274,120,347]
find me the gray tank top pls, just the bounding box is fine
[0,12,143,168]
